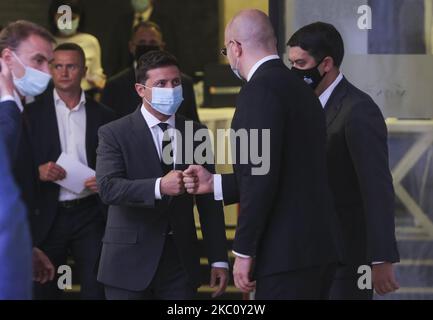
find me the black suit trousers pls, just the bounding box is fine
[255,263,337,300]
[104,235,196,300]
[34,198,105,300]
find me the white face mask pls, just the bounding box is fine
[140,85,184,116]
[231,58,244,81]
[11,51,52,97]
[57,17,80,37]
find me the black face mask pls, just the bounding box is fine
[291,58,326,90]
[134,44,161,62]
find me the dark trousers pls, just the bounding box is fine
[330,264,374,300]
[34,199,106,300]
[104,235,196,300]
[255,263,337,300]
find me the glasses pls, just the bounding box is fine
[220,40,241,56]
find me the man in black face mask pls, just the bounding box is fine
[287,22,400,300]
[101,21,199,121]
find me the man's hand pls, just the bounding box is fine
[210,267,229,298]
[84,176,98,193]
[182,165,214,195]
[0,58,14,98]
[233,256,256,293]
[32,247,55,284]
[372,262,399,295]
[160,170,185,196]
[39,162,66,182]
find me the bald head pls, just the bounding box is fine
[226,9,277,53]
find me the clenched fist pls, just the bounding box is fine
[160,170,185,196]
[39,162,66,182]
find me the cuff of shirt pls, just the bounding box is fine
[155,178,162,200]
[211,262,229,269]
[0,94,15,102]
[232,250,252,259]
[213,174,223,201]
[372,261,385,265]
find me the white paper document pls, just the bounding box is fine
[55,152,95,194]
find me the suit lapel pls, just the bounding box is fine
[44,93,62,162]
[130,107,163,176]
[174,115,187,171]
[325,77,349,128]
[85,99,99,169]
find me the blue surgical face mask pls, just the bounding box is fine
[141,85,184,116]
[11,51,52,97]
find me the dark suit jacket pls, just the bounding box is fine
[24,90,115,247]
[0,100,21,160]
[101,66,199,122]
[0,107,32,299]
[221,59,340,279]
[325,77,399,265]
[96,109,228,291]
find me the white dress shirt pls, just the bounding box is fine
[54,89,93,201]
[319,72,343,108]
[140,105,228,269]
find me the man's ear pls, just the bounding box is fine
[135,83,145,97]
[323,56,335,73]
[1,48,13,66]
[82,66,88,79]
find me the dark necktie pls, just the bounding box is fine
[157,123,174,175]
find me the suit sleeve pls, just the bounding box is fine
[0,138,32,299]
[221,173,239,205]
[0,100,21,161]
[231,85,284,257]
[96,125,157,208]
[345,100,399,263]
[194,123,228,264]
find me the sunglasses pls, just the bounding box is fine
[220,40,241,56]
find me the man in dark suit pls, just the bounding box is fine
[96,50,228,300]
[0,20,57,298]
[106,0,176,77]
[287,22,400,299]
[25,43,115,299]
[183,10,340,300]
[102,21,199,122]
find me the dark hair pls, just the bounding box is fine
[54,42,86,66]
[287,22,345,67]
[135,50,179,84]
[48,0,85,35]
[131,21,162,40]
[0,20,55,53]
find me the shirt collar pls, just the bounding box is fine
[13,91,24,112]
[53,89,86,111]
[247,55,280,82]
[140,104,175,129]
[319,72,343,108]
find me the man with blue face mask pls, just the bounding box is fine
[0,20,56,299]
[96,50,229,300]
